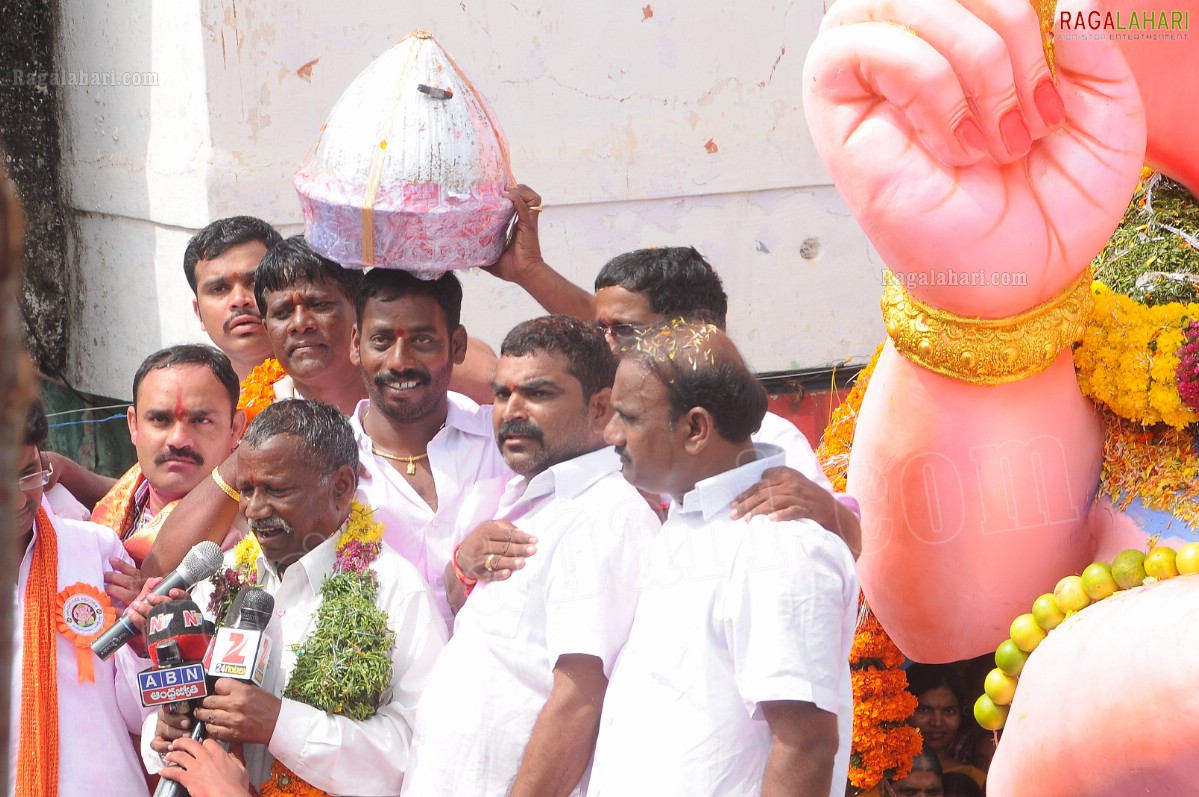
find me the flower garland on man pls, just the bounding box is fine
[140,400,447,796]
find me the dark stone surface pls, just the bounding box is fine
[0,0,70,380]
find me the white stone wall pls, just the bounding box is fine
[56,0,884,399]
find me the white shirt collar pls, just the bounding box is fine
[351,392,494,441]
[502,446,621,505]
[678,443,786,521]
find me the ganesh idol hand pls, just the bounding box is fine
[803,0,1145,316]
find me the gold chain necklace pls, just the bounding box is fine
[363,407,444,475]
[370,446,429,475]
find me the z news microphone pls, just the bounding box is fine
[207,587,275,687]
[92,541,224,660]
[137,599,213,713]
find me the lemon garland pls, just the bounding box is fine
[237,357,287,424]
[207,500,395,797]
[975,542,1199,731]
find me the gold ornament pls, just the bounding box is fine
[1029,0,1057,77]
[880,268,1092,385]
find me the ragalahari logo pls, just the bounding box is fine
[1058,9,1189,40]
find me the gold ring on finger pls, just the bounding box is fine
[485,553,497,573]
[528,203,543,213]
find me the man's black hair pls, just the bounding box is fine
[356,268,463,331]
[624,321,765,441]
[595,247,729,329]
[242,399,359,485]
[131,344,240,413]
[24,398,48,447]
[500,315,616,400]
[183,216,282,294]
[254,235,363,316]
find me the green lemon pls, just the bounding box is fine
[974,694,1009,731]
[1111,549,1147,590]
[995,639,1030,678]
[1081,561,1118,601]
[1031,592,1066,630]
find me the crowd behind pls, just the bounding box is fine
[11,186,994,796]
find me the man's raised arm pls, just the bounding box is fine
[484,184,596,321]
[141,451,240,577]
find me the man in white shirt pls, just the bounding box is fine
[8,400,153,797]
[401,316,659,797]
[591,322,857,797]
[489,237,861,553]
[349,268,514,627]
[147,400,446,795]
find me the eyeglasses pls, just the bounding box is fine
[596,321,646,340]
[17,461,53,492]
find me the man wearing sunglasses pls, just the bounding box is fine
[9,399,153,796]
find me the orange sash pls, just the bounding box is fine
[91,463,179,567]
[17,508,59,797]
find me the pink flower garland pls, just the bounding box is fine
[1175,321,1199,410]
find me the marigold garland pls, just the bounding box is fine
[1073,282,1199,429]
[259,760,325,797]
[238,357,287,423]
[847,604,921,792]
[816,342,884,494]
[207,500,393,796]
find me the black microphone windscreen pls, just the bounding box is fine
[234,588,275,631]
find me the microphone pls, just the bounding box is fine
[153,589,274,797]
[92,541,224,660]
[137,599,212,713]
[207,587,275,686]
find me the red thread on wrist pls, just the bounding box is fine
[452,543,477,597]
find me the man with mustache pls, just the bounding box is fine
[144,399,446,794]
[185,216,283,382]
[37,217,282,515]
[92,345,245,574]
[350,267,514,627]
[141,238,365,579]
[590,322,856,797]
[402,315,658,797]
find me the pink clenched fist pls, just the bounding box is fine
[803,0,1144,316]
[802,0,1147,662]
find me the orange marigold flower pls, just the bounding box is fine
[847,603,921,791]
[259,760,329,796]
[238,357,286,424]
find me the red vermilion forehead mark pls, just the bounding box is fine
[174,381,186,420]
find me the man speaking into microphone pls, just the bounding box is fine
[140,400,447,795]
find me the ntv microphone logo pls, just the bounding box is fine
[146,609,205,636]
